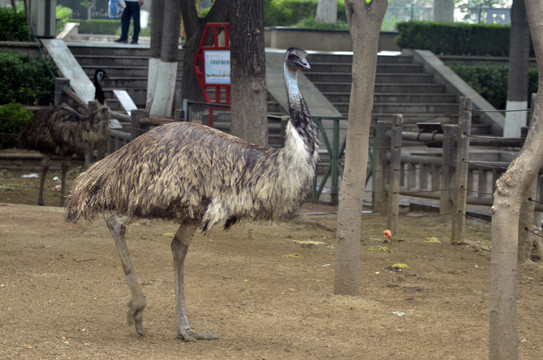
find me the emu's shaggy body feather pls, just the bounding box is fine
[19,100,109,157]
[66,120,317,230]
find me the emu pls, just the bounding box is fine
[65,48,318,341]
[18,69,110,206]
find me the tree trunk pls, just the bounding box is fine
[180,0,230,103]
[504,0,530,138]
[146,0,164,111]
[489,1,543,358]
[229,0,267,146]
[149,0,181,116]
[433,0,454,23]
[315,0,338,25]
[334,0,387,296]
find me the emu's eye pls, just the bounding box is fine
[288,55,297,61]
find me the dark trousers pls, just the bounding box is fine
[120,2,141,42]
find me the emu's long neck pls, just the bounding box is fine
[94,77,105,105]
[283,64,317,156]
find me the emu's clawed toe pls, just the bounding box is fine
[177,329,219,342]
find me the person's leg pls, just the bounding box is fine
[132,4,141,43]
[118,7,130,41]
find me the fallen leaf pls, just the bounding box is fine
[369,246,392,253]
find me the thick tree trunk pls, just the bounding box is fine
[504,0,530,138]
[334,0,387,296]
[229,0,267,146]
[489,1,543,358]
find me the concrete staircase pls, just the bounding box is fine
[306,52,491,135]
[66,43,493,138]
[67,43,183,112]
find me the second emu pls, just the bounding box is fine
[65,48,318,341]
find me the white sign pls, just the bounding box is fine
[204,50,231,85]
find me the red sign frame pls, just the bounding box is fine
[193,22,230,127]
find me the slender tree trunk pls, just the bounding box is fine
[334,0,387,296]
[489,1,543,358]
[146,0,164,111]
[315,0,338,25]
[229,0,267,146]
[149,0,181,116]
[504,0,530,138]
[433,0,454,23]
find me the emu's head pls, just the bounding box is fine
[94,69,108,105]
[284,48,310,72]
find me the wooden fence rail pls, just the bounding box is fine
[374,96,541,243]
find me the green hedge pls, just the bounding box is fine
[396,21,517,57]
[0,103,33,149]
[76,19,121,34]
[0,52,56,106]
[0,8,29,41]
[450,64,539,110]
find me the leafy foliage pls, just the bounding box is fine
[0,8,29,41]
[263,0,346,28]
[450,64,539,110]
[0,103,33,149]
[0,52,56,106]
[395,21,524,57]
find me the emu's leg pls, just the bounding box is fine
[59,155,71,206]
[38,155,50,206]
[172,223,218,341]
[105,215,147,336]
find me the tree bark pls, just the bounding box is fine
[316,0,338,25]
[334,0,387,296]
[146,0,164,110]
[229,0,267,146]
[180,0,230,103]
[504,0,530,138]
[433,0,454,23]
[149,0,181,116]
[489,1,543,358]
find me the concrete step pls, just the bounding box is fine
[321,92,457,104]
[306,72,434,83]
[314,82,446,94]
[309,63,424,74]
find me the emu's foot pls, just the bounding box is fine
[127,295,147,336]
[177,329,219,342]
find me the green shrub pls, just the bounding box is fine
[0,52,56,106]
[450,64,539,110]
[0,8,29,41]
[264,0,318,27]
[56,5,73,33]
[77,19,121,34]
[0,103,33,149]
[396,21,512,56]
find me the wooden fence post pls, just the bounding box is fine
[374,119,391,214]
[387,115,403,234]
[440,124,458,215]
[451,97,471,244]
[130,110,148,140]
[54,78,71,106]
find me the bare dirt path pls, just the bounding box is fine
[1,168,543,359]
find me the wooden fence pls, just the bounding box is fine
[374,97,541,242]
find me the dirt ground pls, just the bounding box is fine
[1,167,543,359]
